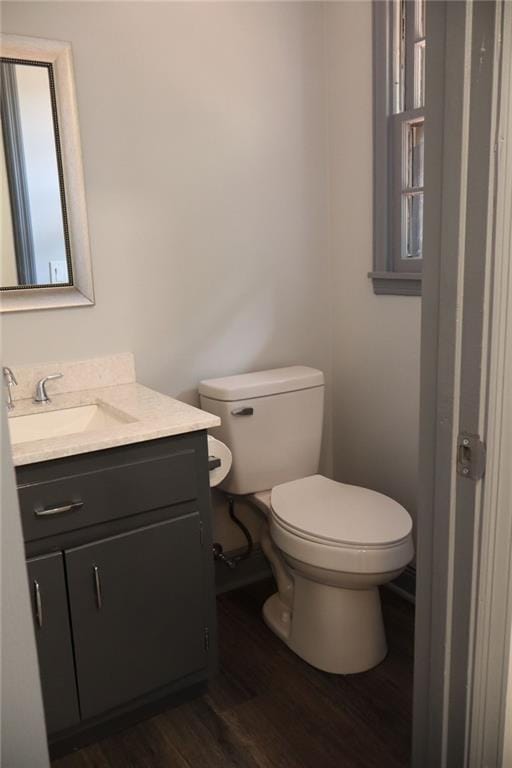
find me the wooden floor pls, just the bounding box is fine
[53,580,414,768]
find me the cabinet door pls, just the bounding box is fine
[26,552,80,734]
[65,512,206,720]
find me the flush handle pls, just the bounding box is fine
[231,407,254,416]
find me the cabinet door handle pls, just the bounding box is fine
[93,565,102,610]
[33,580,43,628]
[34,501,83,517]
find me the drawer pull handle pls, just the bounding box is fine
[33,580,43,628]
[93,565,102,610]
[34,501,83,518]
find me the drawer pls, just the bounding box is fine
[18,449,198,542]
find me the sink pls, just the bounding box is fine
[8,403,135,445]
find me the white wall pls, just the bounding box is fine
[1,1,332,548]
[503,629,512,765]
[1,409,50,768]
[325,1,421,527]
[1,1,420,547]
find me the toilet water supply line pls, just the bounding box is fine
[212,495,253,569]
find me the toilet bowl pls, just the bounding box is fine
[198,366,414,675]
[250,475,413,674]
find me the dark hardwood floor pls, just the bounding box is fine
[53,580,414,768]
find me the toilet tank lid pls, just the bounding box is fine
[199,366,324,401]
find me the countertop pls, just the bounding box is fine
[8,382,220,467]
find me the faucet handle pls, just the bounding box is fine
[3,366,18,411]
[2,366,17,385]
[34,373,63,404]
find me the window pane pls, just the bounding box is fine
[393,0,406,113]
[406,120,424,188]
[414,40,426,108]
[416,0,426,39]
[404,192,423,258]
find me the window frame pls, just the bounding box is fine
[370,0,423,297]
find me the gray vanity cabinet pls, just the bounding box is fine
[65,512,206,720]
[26,552,81,734]
[17,431,217,754]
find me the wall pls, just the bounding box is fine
[0,1,331,548]
[1,1,421,544]
[1,409,50,768]
[504,629,512,764]
[325,1,421,527]
[1,1,420,547]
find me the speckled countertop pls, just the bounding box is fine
[6,354,220,467]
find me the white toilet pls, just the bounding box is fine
[199,366,414,675]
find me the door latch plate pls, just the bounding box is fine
[457,432,486,480]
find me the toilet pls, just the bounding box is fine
[199,366,414,674]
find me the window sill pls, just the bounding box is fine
[368,271,422,296]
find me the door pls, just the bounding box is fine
[414,1,512,765]
[26,552,80,735]
[65,512,206,720]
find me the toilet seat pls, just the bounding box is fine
[271,474,412,547]
[269,474,414,574]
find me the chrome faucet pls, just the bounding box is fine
[2,366,18,410]
[33,373,63,404]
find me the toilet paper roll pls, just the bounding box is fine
[207,435,232,487]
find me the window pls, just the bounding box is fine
[370,0,425,296]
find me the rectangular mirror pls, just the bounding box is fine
[0,35,94,312]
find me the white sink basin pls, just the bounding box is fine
[8,404,135,445]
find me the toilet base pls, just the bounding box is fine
[263,573,388,674]
[262,592,292,642]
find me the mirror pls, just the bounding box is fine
[1,60,72,288]
[0,35,94,312]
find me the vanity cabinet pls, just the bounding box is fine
[17,431,216,754]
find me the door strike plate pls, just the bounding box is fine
[457,432,486,480]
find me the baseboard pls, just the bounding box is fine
[215,544,272,595]
[387,565,416,604]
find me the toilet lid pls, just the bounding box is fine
[270,475,412,548]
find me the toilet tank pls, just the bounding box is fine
[199,366,324,495]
